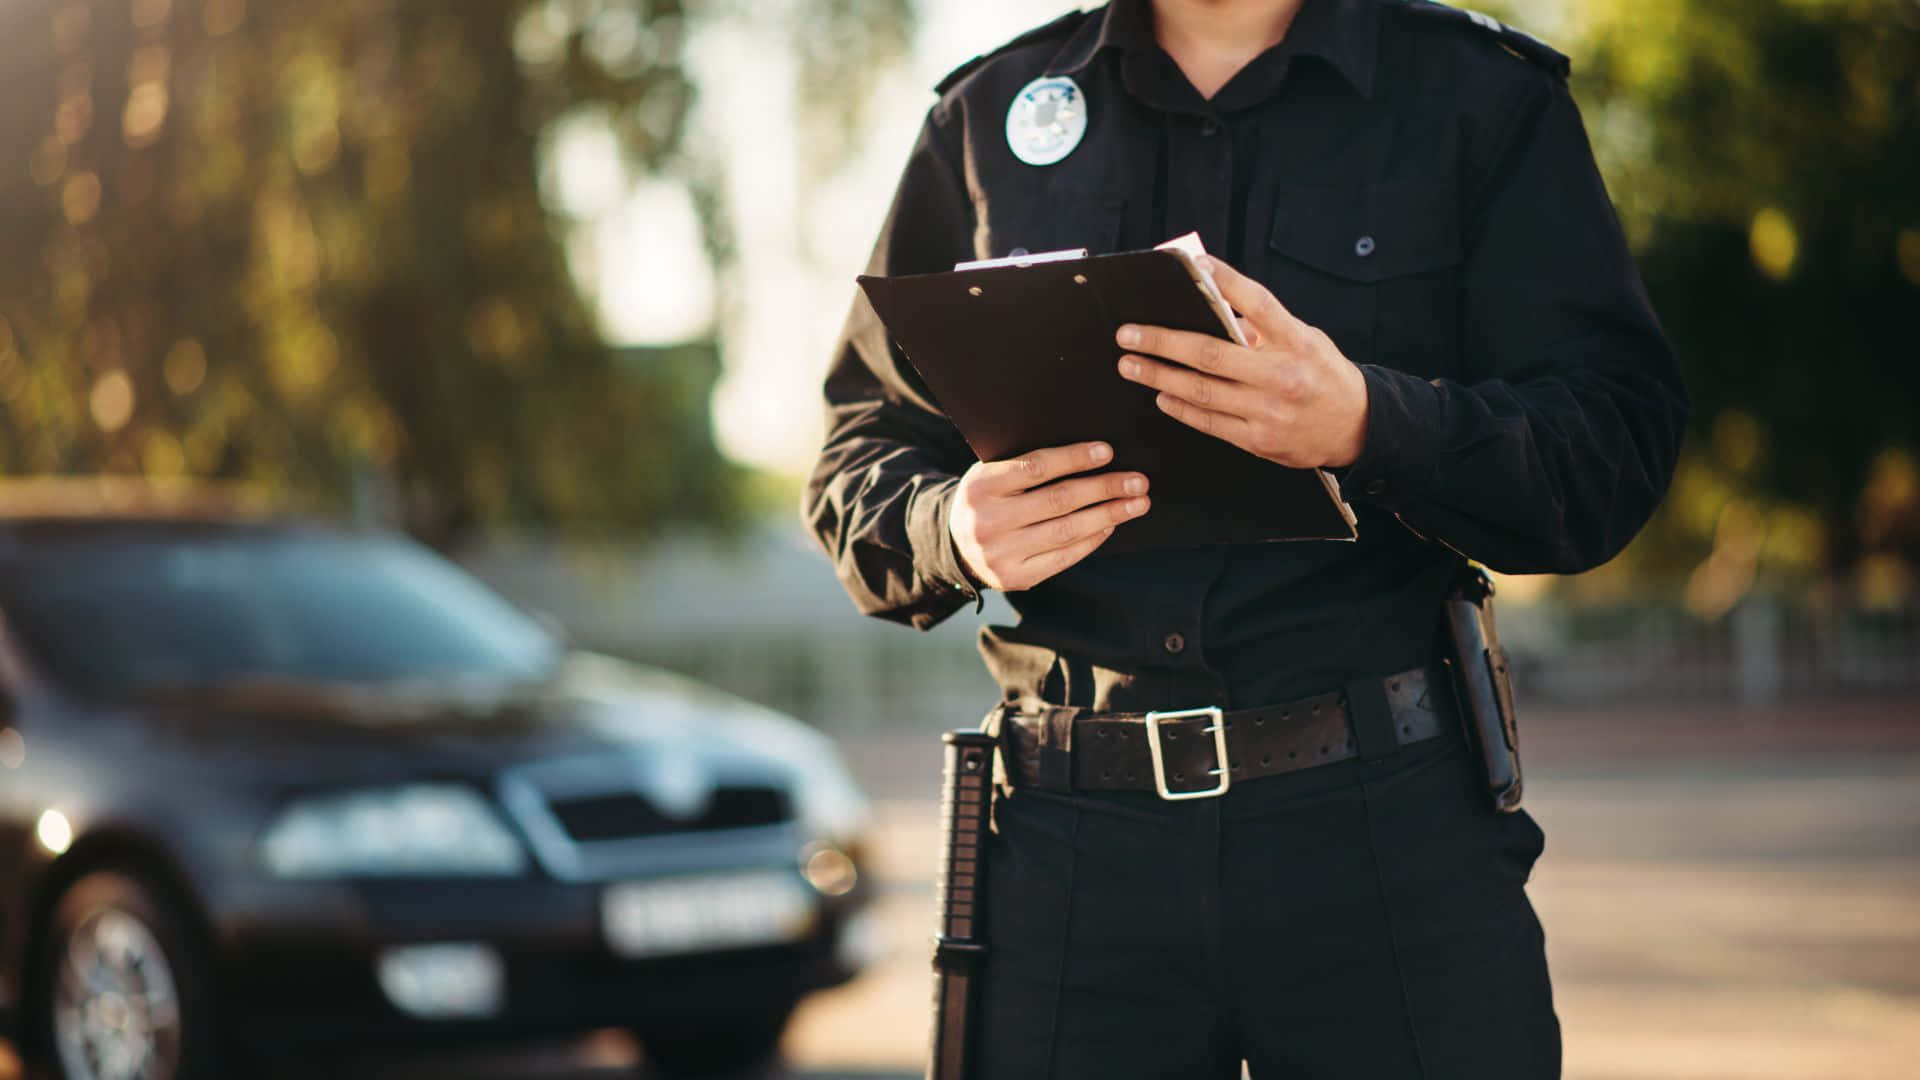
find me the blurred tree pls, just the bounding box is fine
[0,0,910,546]
[1535,0,1920,610]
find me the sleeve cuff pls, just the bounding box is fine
[906,475,986,611]
[1341,365,1445,504]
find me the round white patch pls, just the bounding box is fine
[1005,76,1087,167]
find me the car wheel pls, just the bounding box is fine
[638,1004,794,1077]
[33,870,221,1080]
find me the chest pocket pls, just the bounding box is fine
[1265,178,1463,379]
[974,181,1126,261]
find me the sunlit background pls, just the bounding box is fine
[0,0,1916,1077]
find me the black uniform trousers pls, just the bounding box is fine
[977,716,1559,1078]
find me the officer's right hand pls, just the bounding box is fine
[949,440,1149,592]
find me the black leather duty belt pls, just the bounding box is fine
[996,664,1458,800]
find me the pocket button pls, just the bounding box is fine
[1354,234,1376,257]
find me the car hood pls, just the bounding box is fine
[125,651,851,793]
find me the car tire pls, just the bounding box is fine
[637,1003,794,1077]
[31,870,224,1080]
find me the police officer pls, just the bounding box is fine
[805,0,1687,1075]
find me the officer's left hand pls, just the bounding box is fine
[1114,256,1369,469]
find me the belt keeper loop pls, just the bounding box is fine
[1038,705,1076,792]
[1344,678,1398,763]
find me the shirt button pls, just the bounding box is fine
[1162,632,1187,655]
[1365,478,1389,497]
[1354,235,1376,257]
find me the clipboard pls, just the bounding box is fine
[857,238,1357,551]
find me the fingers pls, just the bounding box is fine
[1115,323,1256,381]
[1117,353,1256,414]
[1006,470,1148,529]
[1154,391,1255,447]
[1014,491,1150,554]
[953,450,1150,590]
[969,486,1146,592]
[976,440,1114,495]
[1012,523,1120,591]
[1197,255,1303,346]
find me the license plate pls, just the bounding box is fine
[602,870,817,959]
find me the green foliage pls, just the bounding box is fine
[1492,0,1919,608]
[0,0,910,546]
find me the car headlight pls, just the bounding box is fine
[260,784,527,878]
[792,751,872,845]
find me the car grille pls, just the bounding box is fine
[498,753,807,882]
[546,786,791,843]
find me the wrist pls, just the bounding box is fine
[948,519,989,591]
[908,476,986,605]
[1327,363,1370,468]
[1341,365,1443,501]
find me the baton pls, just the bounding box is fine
[928,729,995,1080]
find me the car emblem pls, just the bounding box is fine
[640,749,712,820]
[1006,75,1087,167]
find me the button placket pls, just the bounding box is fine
[1175,124,1234,253]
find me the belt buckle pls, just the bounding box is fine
[1143,706,1230,801]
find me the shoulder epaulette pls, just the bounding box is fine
[934,10,1093,95]
[1393,0,1570,79]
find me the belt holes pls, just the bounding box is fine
[1287,750,1297,760]
[1319,744,1329,755]
[1280,709,1290,721]
[1254,715,1264,725]
[1261,753,1271,766]
[1345,737,1353,750]
[1390,680,1401,692]
[1173,771,1184,781]
[1126,770,1136,781]
[1312,705,1321,716]
[1102,768,1112,779]
[1402,724,1412,735]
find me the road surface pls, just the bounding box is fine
[5,703,1917,1078]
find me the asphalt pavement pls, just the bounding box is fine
[6,702,1917,1079]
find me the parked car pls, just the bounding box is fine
[0,489,877,1079]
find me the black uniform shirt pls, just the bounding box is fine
[803,0,1689,714]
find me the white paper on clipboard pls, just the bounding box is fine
[1152,232,1250,348]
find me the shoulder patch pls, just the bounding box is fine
[934,10,1093,95]
[1392,0,1570,79]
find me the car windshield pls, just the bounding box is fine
[0,525,559,705]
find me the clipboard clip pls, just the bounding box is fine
[952,247,1088,271]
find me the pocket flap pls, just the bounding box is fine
[1268,178,1461,283]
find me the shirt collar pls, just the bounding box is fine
[1046,0,1380,101]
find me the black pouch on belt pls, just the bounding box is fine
[1444,563,1525,811]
